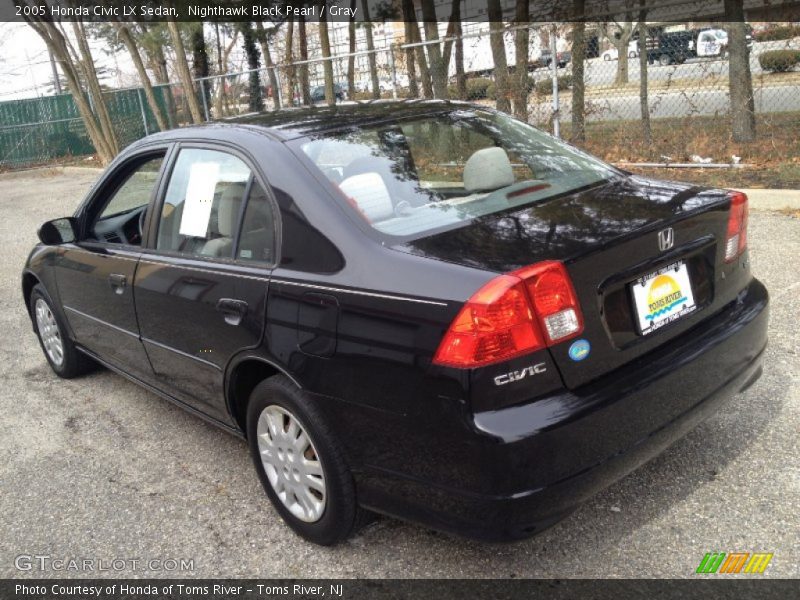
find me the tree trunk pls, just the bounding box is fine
[455,21,466,100]
[319,14,335,106]
[239,22,264,113]
[347,0,357,98]
[616,46,629,85]
[513,0,530,120]
[421,0,448,99]
[638,15,651,146]
[402,2,419,98]
[191,24,210,116]
[114,23,168,131]
[24,19,115,164]
[167,20,204,124]
[403,0,432,98]
[725,0,756,142]
[214,22,224,119]
[298,17,311,105]
[255,21,282,110]
[361,0,381,99]
[71,20,119,155]
[284,19,296,106]
[570,5,586,142]
[487,1,510,112]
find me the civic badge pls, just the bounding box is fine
[658,227,674,252]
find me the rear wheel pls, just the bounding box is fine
[246,376,370,545]
[30,284,94,378]
[659,54,673,66]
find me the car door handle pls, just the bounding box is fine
[109,273,127,295]
[216,298,248,326]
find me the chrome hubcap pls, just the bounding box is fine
[256,405,326,523]
[35,298,63,367]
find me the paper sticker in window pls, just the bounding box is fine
[179,162,219,237]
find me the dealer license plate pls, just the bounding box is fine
[631,261,697,335]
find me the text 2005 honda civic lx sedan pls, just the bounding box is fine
[23,102,768,545]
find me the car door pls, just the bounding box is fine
[134,145,277,424]
[55,149,169,380]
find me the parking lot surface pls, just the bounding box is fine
[0,170,797,578]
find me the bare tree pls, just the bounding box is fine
[361,0,382,99]
[420,0,448,99]
[347,0,357,98]
[190,24,210,114]
[112,23,168,131]
[571,17,586,141]
[254,21,282,110]
[71,20,118,155]
[167,20,204,124]
[298,16,311,105]
[442,0,466,99]
[284,18,296,105]
[726,0,756,141]
[23,17,115,163]
[239,22,264,113]
[599,19,636,85]
[319,13,335,106]
[637,3,651,145]
[402,0,432,98]
[513,0,530,120]
[487,0,511,112]
[402,3,420,98]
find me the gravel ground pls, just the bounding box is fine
[0,171,797,579]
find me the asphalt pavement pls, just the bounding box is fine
[0,170,797,578]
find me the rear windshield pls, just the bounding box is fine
[295,108,617,239]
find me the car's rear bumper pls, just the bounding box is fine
[353,278,769,541]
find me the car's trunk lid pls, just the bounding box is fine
[396,175,742,389]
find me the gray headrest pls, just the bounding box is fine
[217,182,246,236]
[463,147,514,192]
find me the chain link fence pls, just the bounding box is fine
[2,22,799,172]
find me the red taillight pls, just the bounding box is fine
[433,261,583,368]
[725,191,748,262]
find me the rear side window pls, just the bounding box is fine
[156,148,251,258]
[236,182,276,264]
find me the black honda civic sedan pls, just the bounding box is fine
[22,101,768,545]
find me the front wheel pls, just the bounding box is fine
[30,284,94,378]
[659,54,673,66]
[246,376,371,545]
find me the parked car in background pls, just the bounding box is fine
[310,83,347,102]
[601,40,640,61]
[646,27,754,65]
[23,101,768,546]
[532,49,571,69]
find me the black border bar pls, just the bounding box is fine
[4,0,800,23]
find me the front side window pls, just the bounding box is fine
[156,148,251,258]
[296,109,617,239]
[90,155,164,245]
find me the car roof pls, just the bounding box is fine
[219,99,470,140]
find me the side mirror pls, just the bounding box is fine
[38,217,78,245]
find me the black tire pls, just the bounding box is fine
[246,376,371,545]
[659,54,672,66]
[29,283,94,378]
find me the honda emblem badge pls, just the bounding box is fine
[658,227,674,252]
